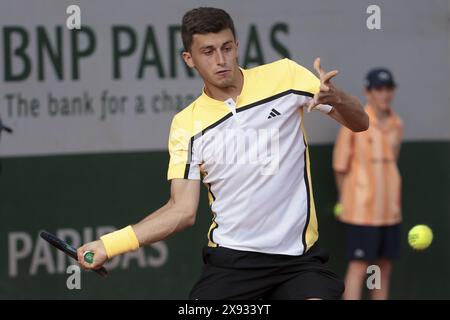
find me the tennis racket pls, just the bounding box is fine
[40,230,108,278]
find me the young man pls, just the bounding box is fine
[333,68,403,300]
[77,7,368,299]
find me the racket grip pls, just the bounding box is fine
[95,266,108,278]
[83,251,108,277]
[83,251,94,264]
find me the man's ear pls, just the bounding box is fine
[182,51,195,68]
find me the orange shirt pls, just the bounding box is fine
[333,105,403,226]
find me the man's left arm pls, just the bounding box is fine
[393,119,404,160]
[308,58,369,132]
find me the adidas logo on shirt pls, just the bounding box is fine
[267,108,281,119]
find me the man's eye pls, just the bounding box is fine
[204,51,213,55]
[224,47,232,52]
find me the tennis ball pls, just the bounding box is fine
[408,225,433,250]
[334,202,343,217]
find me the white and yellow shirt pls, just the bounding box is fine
[167,58,331,256]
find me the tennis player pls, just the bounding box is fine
[77,7,368,299]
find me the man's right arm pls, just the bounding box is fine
[332,127,354,202]
[77,178,200,270]
[134,178,200,245]
[334,171,346,201]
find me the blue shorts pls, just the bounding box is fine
[344,223,401,261]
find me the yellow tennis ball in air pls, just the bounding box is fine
[333,202,342,217]
[408,225,433,250]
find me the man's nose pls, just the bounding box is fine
[216,50,225,66]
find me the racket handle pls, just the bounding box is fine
[83,251,108,277]
[95,266,108,278]
[83,251,94,264]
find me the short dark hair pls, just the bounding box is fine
[181,7,236,51]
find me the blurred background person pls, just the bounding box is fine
[333,68,403,300]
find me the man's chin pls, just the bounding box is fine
[214,79,233,88]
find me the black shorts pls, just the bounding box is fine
[344,223,401,261]
[189,244,344,300]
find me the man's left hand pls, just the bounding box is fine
[307,57,342,112]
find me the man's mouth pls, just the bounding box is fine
[216,69,230,76]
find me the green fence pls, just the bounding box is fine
[1,141,449,299]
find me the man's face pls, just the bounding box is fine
[365,86,396,112]
[182,28,239,88]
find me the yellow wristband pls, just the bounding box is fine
[100,225,140,259]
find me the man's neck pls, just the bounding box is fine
[204,69,244,102]
[371,104,391,123]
